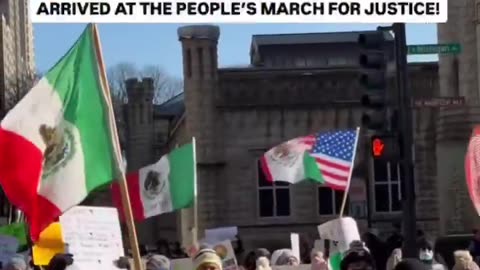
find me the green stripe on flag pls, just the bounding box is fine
[169,143,195,209]
[304,152,324,183]
[45,24,117,192]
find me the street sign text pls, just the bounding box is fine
[407,44,462,55]
[414,97,465,108]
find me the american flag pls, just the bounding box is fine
[300,129,359,190]
[465,126,480,215]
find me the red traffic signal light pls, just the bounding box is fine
[372,138,385,157]
[371,135,400,160]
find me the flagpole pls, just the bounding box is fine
[191,137,199,249]
[91,24,143,270]
[339,127,361,217]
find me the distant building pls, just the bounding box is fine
[119,26,439,251]
[0,0,35,115]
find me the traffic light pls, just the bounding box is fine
[358,30,389,131]
[370,134,399,160]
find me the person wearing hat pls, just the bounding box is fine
[145,254,170,270]
[341,240,375,270]
[193,248,223,270]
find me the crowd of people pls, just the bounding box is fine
[3,227,480,270]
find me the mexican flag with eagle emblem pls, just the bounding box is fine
[0,24,123,241]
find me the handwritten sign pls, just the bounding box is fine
[60,206,124,270]
[212,240,237,270]
[0,235,19,265]
[290,233,300,261]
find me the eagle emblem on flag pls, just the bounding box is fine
[39,124,75,179]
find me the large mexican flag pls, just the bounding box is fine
[112,142,196,220]
[0,24,122,241]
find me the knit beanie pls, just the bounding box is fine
[256,256,272,270]
[193,248,223,270]
[340,241,374,270]
[146,254,170,270]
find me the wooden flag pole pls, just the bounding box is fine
[339,127,361,217]
[91,24,144,270]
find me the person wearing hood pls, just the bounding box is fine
[453,250,480,270]
[341,240,375,270]
[417,239,445,270]
[271,249,300,266]
[193,248,223,270]
[386,248,402,270]
[256,256,271,270]
[145,254,170,270]
[4,254,28,270]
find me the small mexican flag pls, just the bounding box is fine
[0,24,122,241]
[111,141,196,220]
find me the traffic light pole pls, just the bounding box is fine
[393,23,417,258]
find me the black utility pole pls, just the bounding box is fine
[393,23,417,258]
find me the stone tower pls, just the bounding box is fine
[436,0,480,234]
[177,25,223,244]
[125,77,156,243]
[125,77,155,171]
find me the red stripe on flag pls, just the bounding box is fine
[466,127,480,215]
[260,156,274,182]
[111,171,145,221]
[0,128,63,241]
[315,157,350,191]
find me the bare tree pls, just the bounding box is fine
[108,62,183,105]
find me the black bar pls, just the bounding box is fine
[394,23,417,258]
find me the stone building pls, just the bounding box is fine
[123,25,440,250]
[0,0,35,115]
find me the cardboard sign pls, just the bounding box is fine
[317,217,360,252]
[212,240,238,270]
[60,206,124,270]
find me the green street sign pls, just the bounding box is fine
[407,44,462,55]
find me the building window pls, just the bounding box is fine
[318,187,344,215]
[197,47,204,79]
[257,160,291,217]
[373,159,402,213]
[186,49,192,78]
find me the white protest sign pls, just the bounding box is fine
[212,240,237,270]
[290,233,300,261]
[60,206,124,270]
[204,227,238,243]
[273,265,311,270]
[314,239,325,253]
[317,217,360,252]
[0,235,19,266]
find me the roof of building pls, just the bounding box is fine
[251,31,377,47]
[154,92,185,117]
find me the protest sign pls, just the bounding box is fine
[60,206,124,270]
[32,222,64,266]
[290,233,300,261]
[204,226,238,243]
[212,240,237,270]
[0,235,19,265]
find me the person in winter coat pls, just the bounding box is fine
[417,239,445,270]
[453,250,480,270]
[386,248,402,270]
[271,249,300,266]
[341,240,375,270]
[193,248,223,270]
[145,254,170,270]
[256,257,271,270]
